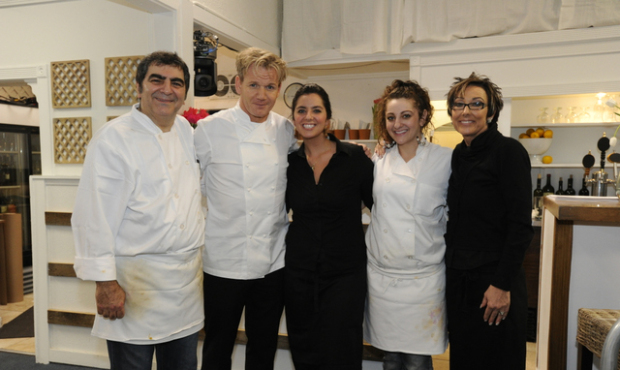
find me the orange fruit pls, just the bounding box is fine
[519,133,529,139]
[530,132,540,138]
[535,128,545,137]
[543,129,553,138]
[526,129,535,135]
[542,156,553,164]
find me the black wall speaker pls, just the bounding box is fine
[194,57,217,97]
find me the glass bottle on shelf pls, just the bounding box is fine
[565,175,576,195]
[533,174,543,220]
[551,107,564,124]
[537,107,550,124]
[555,177,565,195]
[579,176,590,196]
[542,174,555,196]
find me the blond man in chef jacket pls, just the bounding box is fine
[72,51,205,370]
[194,47,296,370]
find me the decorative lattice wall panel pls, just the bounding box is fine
[53,117,92,164]
[105,56,144,106]
[51,60,91,108]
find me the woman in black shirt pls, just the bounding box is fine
[284,83,374,370]
[444,73,534,370]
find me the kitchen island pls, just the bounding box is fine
[538,195,620,370]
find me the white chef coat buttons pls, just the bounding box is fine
[383,255,388,259]
[168,164,172,169]
[185,160,189,165]
[407,255,414,259]
[383,229,388,233]
[180,224,185,230]
[406,204,411,209]
[174,194,179,199]
[386,178,391,183]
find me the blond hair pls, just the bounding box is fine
[236,47,287,86]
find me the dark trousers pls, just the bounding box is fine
[107,332,198,370]
[201,269,285,370]
[285,266,366,370]
[446,265,528,370]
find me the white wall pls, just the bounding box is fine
[193,0,281,52]
[0,0,155,176]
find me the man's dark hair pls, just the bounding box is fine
[136,51,191,97]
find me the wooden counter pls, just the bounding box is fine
[538,195,620,370]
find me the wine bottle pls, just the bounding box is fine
[555,177,565,195]
[565,175,576,195]
[579,176,590,196]
[542,174,555,196]
[533,174,543,220]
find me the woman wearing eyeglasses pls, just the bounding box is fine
[444,72,534,369]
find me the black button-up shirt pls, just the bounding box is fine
[285,136,374,276]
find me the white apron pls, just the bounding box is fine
[364,143,451,355]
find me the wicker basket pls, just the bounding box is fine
[577,308,620,369]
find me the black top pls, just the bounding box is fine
[445,125,534,291]
[285,135,374,276]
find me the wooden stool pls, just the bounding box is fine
[577,308,620,370]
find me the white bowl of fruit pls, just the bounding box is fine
[519,128,553,164]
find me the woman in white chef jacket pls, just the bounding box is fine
[365,80,452,370]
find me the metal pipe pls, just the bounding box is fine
[601,316,620,370]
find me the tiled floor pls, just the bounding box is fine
[0,293,35,354]
[1,294,537,369]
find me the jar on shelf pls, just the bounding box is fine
[537,107,550,124]
[566,106,579,123]
[551,107,564,123]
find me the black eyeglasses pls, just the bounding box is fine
[453,101,486,111]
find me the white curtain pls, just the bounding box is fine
[282,0,620,62]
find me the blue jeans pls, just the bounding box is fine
[107,332,199,370]
[383,351,433,370]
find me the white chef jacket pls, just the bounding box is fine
[194,102,297,279]
[72,104,205,344]
[364,142,451,355]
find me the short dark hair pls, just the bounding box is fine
[291,83,333,120]
[135,51,191,97]
[446,72,503,126]
[374,79,434,145]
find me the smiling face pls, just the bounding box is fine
[292,93,329,140]
[451,85,489,146]
[136,64,186,131]
[236,64,281,123]
[386,98,426,149]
